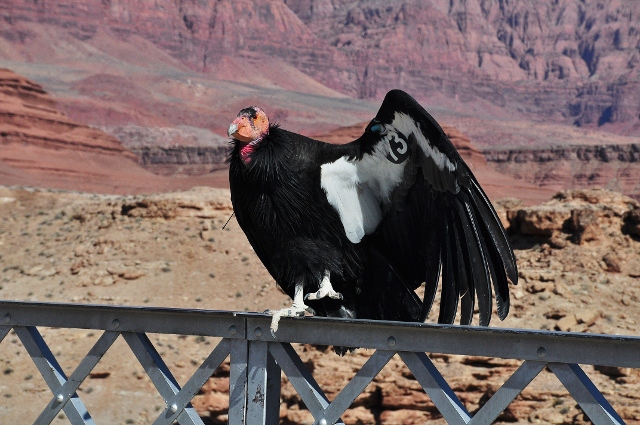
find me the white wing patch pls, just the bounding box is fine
[321,157,385,243]
[391,112,456,174]
[321,111,459,243]
[321,145,406,243]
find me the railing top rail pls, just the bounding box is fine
[0,300,246,339]
[2,300,639,368]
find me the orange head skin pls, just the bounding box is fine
[227,107,269,143]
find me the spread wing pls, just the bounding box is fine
[320,89,518,326]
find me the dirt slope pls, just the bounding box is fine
[0,186,639,424]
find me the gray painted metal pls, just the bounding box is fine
[319,350,395,425]
[245,341,282,425]
[14,326,97,425]
[268,342,340,422]
[246,340,270,424]
[1,301,639,425]
[152,338,232,425]
[549,363,625,425]
[229,339,249,425]
[265,351,281,424]
[122,332,204,425]
[468,360,547,425]
[400,351,471,425]
[244,314,640,369]
[3,301,639,369]
[0,300,244,338]
[0,325,10,343]
[33,331,119,425]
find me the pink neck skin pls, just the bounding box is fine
[239,131,267,164]
[240,141,257,164]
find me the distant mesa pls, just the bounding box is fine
[0,68,136,157]
[0,68,222,194]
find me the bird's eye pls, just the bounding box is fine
[370,124,383,133]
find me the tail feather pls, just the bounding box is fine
[466,183,512,320]
[448,207,471,324]
[358,245,423,322]
[482,231,511,320]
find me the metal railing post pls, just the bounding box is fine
[229,339,249,425]
[246,340,278,424]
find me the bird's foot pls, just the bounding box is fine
[304,287,343,301]
[304,272,343,301]
[266,302,314,337]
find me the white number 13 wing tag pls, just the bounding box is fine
[385,134,410,164]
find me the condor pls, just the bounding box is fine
[228,90,517,338]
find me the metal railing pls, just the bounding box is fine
[1,300,637,425]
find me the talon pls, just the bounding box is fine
[270,315,280,335]
[266,300,310,336]
[305,289,343,301]
[304,271,343,301]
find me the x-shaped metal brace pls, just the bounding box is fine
[122,332,233,425]
[14,326,119,425]
[265,342,625,425]
[4,325,626,425]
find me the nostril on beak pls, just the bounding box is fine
[228,123,238,137]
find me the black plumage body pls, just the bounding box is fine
[228,90,517,330]
[229,126,422,322]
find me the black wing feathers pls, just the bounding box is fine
[449,203,474,326]
[438,210,459,324]
[372,90,517,326]
[467,179,518,285]
[419,204,442,322]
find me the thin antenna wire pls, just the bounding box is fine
[222,212,235,230]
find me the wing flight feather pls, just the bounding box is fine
[348,89,517,326]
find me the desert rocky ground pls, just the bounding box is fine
[0,185,639,424]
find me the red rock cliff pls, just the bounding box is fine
[1,0,638,134]
[0,68,136,157]
[0,68,219,193]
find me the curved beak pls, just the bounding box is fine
[227,122,239,138]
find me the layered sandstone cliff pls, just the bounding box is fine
[286,0,640,132]
[0,68,219,193]
[485,143,640,200]
[1,0,638,134]
[0,68,134,156]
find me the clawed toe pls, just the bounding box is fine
[305,289,343,301]
[265,308,305,317]
[268,303,311,335]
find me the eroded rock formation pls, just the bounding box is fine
[1,0,639,133]
[0,68,219,193]
[485,143,640,200]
